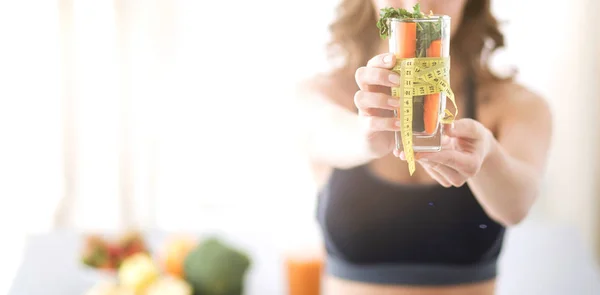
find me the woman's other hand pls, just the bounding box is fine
[398,119,496,187]
[354,53,403,158]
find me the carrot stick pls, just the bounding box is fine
[426,39,442,57]
[424,39,442,135]
[392,22,417,124]
[393,22,417,58]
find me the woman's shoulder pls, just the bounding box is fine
[483,79,551,116]
[480,78,553,135]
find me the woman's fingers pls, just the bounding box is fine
[353,53,401,113]
[398,150,465,187]
[397,151,454,187]
[394,149,402,158]
[420,159,466,187]
[355,66,401,90]
[419,162,452,188]
[445,119,484,140]
[359,116,402,132]
[416,150,480,177]
[366,53,396,69]
[441,134,452,146]
[355,53,400,90]
[442,123,454,136]
[354,91,400,111]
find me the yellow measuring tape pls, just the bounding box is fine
[391,57,458,175]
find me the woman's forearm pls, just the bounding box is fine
[467,138,541,226]
[299,96,376,169]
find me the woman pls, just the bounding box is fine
[297,0,553,294]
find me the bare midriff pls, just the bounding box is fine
[322,275,496,295]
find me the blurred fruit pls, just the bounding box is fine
[146,276,192,295]
[82,235,111,269]
[119,231,148,257]
[107,244,122,257]
[118,253,160,294]
[161,236,197,278]
[119,231,143,244]
[81,231,149,272]
[84,280,118,295]
[85,281,135,295]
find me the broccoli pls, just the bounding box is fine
[183,237,251,295]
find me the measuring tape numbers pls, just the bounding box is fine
[391,57,458,175]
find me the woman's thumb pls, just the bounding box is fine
[445,119,481,139]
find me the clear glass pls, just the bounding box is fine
[389,16,451,152]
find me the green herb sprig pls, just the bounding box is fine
[376,3,443,58]
[416,18,442,58]
[376,3,425,39]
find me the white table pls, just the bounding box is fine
[7,224,600,295]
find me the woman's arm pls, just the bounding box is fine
[295,53,407,170]
[295,83,377,169]
[414,84,553,227]
[468,87,553,226]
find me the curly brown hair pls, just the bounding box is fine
[326,0,510,83]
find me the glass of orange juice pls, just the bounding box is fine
[284,248,324,295]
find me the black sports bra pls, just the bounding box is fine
[315,74,506,286]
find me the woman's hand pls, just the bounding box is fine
[398,119,496,187]
[353,53,403,158]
